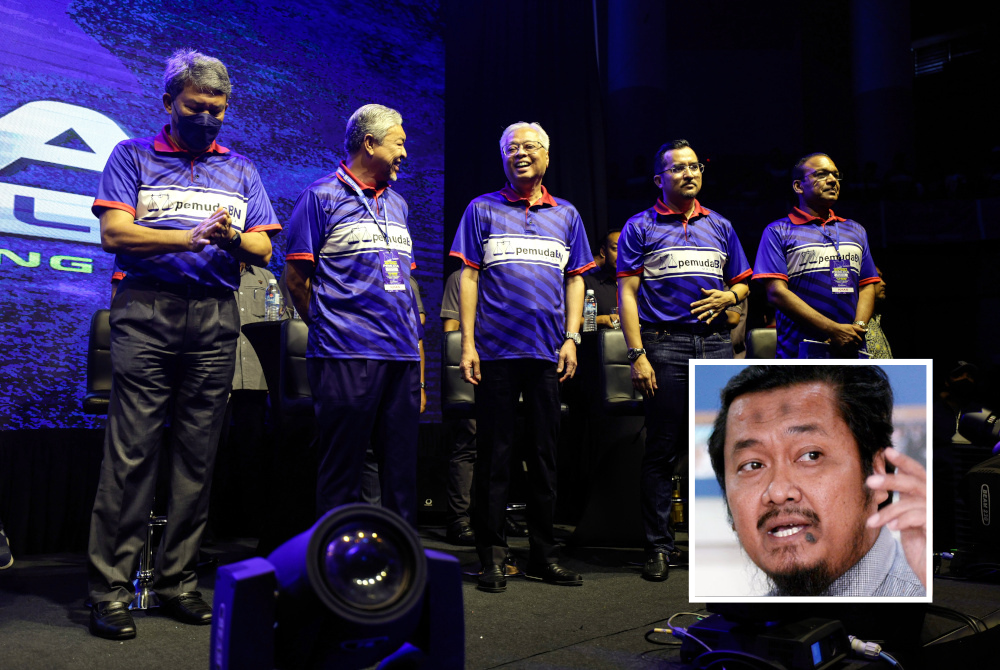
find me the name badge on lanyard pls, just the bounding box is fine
[830,259,853,294]
[379,249,406,292]
[822,221,852,294]
[339,167,407,293]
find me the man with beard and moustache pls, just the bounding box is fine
[285,103,421,526]
[753,153,880,358]
[88,49,281,639]
[707,365,927,597]
[451,122,594,592]
[617,139,752,581]
[865,267,892,358]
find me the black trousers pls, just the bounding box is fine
[88,279,238,603]
[445,418,477,528]
[474,359,560,567]
[307,358,420,526]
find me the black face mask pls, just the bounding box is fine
[175,111,222,151]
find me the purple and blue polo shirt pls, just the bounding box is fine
[449,185,595,363]
[285,162,420,362]
[93,125,281,290]
[753,207,879,358]
[616,199,752,325]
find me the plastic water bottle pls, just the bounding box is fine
[583,289,597,332]
[265,278,283,321]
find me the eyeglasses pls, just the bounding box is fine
[502,142,546,156]
[658,163,705,176]
[805,169,842,182]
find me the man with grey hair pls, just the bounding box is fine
[285,103,421,525]
[88,49,280,639]
[450,121,594,592]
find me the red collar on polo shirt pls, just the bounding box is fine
[337,161,389,197]
[153,125,229,155]
[788,206,845,225]
[654,198,709,222]
[500,184,558,208]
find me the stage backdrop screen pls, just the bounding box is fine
[0,0,445,430]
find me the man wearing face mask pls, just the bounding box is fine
[87,49,280,640]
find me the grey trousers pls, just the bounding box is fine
[88,279,238,603]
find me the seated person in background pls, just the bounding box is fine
[707,365,926,597]
[583,229,621,328]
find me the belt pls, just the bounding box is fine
[123,276,233,300]
[640,320,726,335]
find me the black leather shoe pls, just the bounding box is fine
[525,563,583,586]
[89,601,136,640]
[477,564,507,592]
[642,552,669,581]
[504,516,529,538]
[162,591,213,625]
[446,522,476,546]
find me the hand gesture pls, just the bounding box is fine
[188,208,231,251]
[865,447,927,589]
[690,288,733,324]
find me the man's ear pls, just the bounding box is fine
[653,174,663,190]
[792,179,804,195]
[871,450,889,506]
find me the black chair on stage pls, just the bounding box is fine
[597,328,643,416]
[83,309,166,610]
[277,318,313,423]
[745,327,777,359]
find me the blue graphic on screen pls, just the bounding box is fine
[0,0,444,429]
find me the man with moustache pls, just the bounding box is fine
[707,365,927,597]
[285,103,421,526]
[617,140,752,581]
[753,153,880,358]
[88,49,280,639]
[451,122,594,592]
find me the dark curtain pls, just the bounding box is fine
[444,0,609,261]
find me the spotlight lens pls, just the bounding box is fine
[322,521,410,609]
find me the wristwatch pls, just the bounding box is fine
[223,229,242,251]
[564,332,581,345]
[627,347,646,362]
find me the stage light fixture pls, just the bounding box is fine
[210,504,464,669]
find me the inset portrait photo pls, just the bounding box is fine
[689,360,932,603]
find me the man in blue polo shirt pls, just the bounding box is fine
[753,153,879,358]
[88,49,280,640]
[451,122,594,593]
[618,139,752,582]
[284,103,420,527]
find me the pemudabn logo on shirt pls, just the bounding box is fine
[322,219,412,258]
[643,247,727,281]
[136,185,249,231]
[484,234,567,270]
[786,243,862,277]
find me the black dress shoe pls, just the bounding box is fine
[162,591,213,625]
[477,564,507,592]
[446,522,476,546]
[90,601,136,640]
[525,562,583,586]
[642,552,669,581]
[504,516,529,538]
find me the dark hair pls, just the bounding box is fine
[707,365,894,497]
[654,139,692,175]
[791,152,830,181]
[602,228,621,252]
